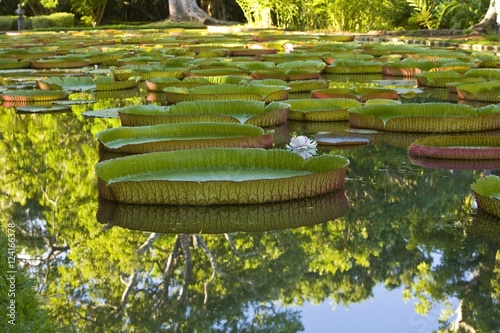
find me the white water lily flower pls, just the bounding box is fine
[286,135,317,150]
[286,135,317,159]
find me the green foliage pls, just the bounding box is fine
[30,12,74,29]
[440,0,490,29]
[40,0,60,10]
[407,0,460,29]
[0,16,14,31]
[0,231,56,333]
[69,0,107,26]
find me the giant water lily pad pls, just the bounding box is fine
[95,148,350,205]
[163,83,290,103]
[408,135,500,159]
[416,70,462,88]
[286,98,361,121]
[96,122,273,156]
[456,81,500,103]
[311,87,398,101]
[118,100,290,127]
[324,60,383,74]
[349,103,500,132]
[471,175,500,218]
[96,190,349,233]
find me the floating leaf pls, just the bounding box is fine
[95,148,350,205]
[349,103,500,132]
[456,81,500,102]
[96,122,273,156]
[408,135,500,159]
[471,175,500,218]
[286,98,361,121]
[15,105,71,113]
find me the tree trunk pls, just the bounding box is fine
[168,0,228,24]
[472,0,500,33]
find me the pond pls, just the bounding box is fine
[1,30,499,333]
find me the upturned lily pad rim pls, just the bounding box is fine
[408,135,500,159]
[471,175,500,198]
[96,122,272,153]
[471,175,500,218]
[348,103,500,133]
[95,148,350,205]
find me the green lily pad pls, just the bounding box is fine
[471,175,500,218]
[286,98,361,121]
[95,148,349,205]
[118,100,290,127]
[408,135,500,159]
[349,103,500,132]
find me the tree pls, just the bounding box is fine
[168,0,229,24]
[472,0,500,32]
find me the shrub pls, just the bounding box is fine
[30,12,74,29]
[0,16,14,31]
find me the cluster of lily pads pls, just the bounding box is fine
[2,28,500,220]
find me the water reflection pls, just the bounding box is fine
[97,190,349,234]
[1,86,500,332]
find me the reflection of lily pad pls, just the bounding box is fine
[469,210,500,243]
[96,190,349,234]
[96,122,273,155]
[408,135,500,159]
[408,155,500,171]
[95,148,350,205]
[471,175,500,218]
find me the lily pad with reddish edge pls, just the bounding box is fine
[348,103,500,133]
[1,90,69,102]
[408,135,500,159]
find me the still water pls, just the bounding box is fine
[2,79,499,332]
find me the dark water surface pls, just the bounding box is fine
[2,73,499,332]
